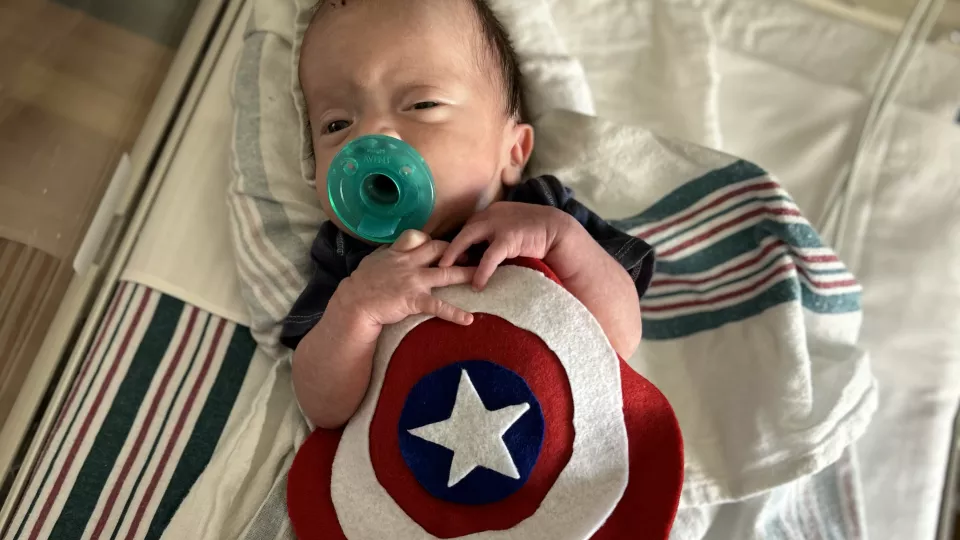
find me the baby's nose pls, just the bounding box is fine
[376,128,402,141]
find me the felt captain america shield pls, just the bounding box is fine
[288,259,683,539]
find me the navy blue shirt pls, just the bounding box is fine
[281,175,654,349]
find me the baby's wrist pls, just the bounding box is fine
[550,209,579,240]
[545,218,595,280]
[328,280,382,344]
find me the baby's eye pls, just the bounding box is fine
[325,120,351,133]
[412,101,439,110]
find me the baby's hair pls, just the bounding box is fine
[468,0,525,122]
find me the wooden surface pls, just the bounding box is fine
[0,241,69,434]
[0,0,175,258]
[0,0,179,445]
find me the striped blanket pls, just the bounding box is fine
[6,282,256,540]
[613,159,860,341]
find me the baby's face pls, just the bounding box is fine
[299,0,532,240]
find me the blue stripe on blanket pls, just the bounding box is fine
[642,278,797,340]
[611,160,767,227]
[650,224,824,276]
[644,256,785,300]
[642,279,860,340]
[653,194,791,247]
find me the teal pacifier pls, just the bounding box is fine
[327,134,435,244]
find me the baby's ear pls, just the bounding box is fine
[501,122,535,186]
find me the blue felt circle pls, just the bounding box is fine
[397,360,545,505]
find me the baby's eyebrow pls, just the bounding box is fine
[395,73,472,95]
[301,77,353,110]
[302,92,334,113]
[396,83,448,94]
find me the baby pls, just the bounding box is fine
[285,0,654,429]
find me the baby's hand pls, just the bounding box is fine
[439,202,575,290]
[338,230,476,327]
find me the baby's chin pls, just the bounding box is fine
[322,210,459,245]
[318,191,494,243]
[421,214,463,242]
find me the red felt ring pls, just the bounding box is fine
[368,312,574,537]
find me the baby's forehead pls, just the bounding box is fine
[308,0,482,39]
[300,0,497,95]
[303,0,487,61]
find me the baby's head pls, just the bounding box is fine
[299,0,534,239]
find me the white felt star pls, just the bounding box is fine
[408,369,531,488]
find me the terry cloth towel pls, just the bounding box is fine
[161,0,875,537]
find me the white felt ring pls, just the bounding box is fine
[330,265,629,539]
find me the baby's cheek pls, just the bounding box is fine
[425,171,493,234]
[435,173,490,214]
[415,123,504,223]
[473,186,498,212]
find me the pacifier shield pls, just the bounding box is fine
[327,134,435,243]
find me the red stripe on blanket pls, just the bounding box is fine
[637,181,779,238]
[90,307,199,538]
[651,241,785,287]
[643,263,795,312]
[658,207,803,258]
[33,282,128,485]
[650,243,855,293]
[29,288,152,540]
[124,318,226,540]
[795,266,858,290]
[803,254,840,263]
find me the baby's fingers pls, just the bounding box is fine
[474,241,511,291]
[406,239,451,266]
[391,230,431,253]
[423,266,477,288]
[413,293,474,326]
[439,221,492,268]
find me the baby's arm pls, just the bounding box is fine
[440,202,643,360]
[292,294,379,430]
[293,231,475,429]
[544,224,643,358]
